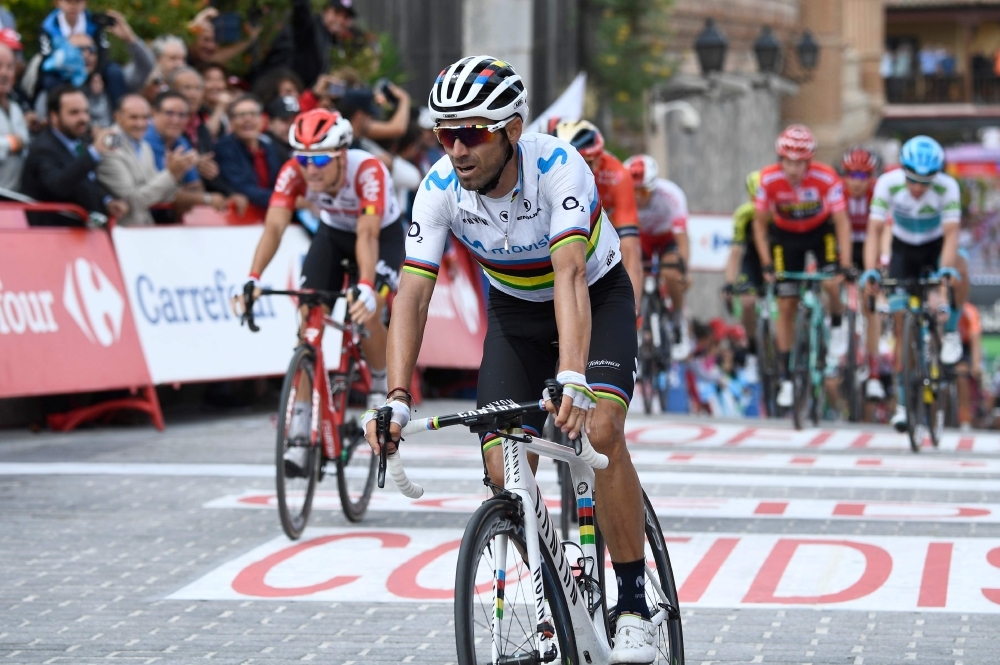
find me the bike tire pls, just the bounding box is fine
[756,317,778,418]
[926,329,945,448]
[901,314,926,453]
[596,491,685,665]
[791,308,812,431]
[639,296,658,414]
[657,313,674,411]
[844,308,862,422]
[275,345,320,540]
[335,356,376,522]
[454,498,578,665]
[809,327,827,427]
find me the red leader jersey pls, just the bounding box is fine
[754,162,846,233]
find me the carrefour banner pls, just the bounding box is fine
[0,228,151,397]
[687,214,733,272]
[112,225,334,385]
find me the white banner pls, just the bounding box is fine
[525,72,587,133]
[687,214,733,272]
[112,225,342,385]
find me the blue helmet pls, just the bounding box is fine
[899,135,944,182]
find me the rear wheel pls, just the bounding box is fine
[844,308,862,422]
[275,346,320,540]
[902,314,927,453]
[454,499,578,665]
[335,356,376,522]
[925,329,945,448]
[756,316,778,418]
[638,294,659,414]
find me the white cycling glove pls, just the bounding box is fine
[545,370,597,412]
[361,399,410,432]
[355,281,377,314]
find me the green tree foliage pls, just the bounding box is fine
[587,0,672,127]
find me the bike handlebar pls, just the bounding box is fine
[240,286,355,333]
[375,381,610,498]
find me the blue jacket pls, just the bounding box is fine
[39,9,109,87]
[215,133,284,210]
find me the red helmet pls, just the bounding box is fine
[841,146,879,174]
[623,154,658,190]
[289,109,353,152]
[775,124,816,161]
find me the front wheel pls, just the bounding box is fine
[275,345,320,540]
[791,308,812,431]
[925,329,945,448]
[844,308,863,422]
[454,499,578,665]
[756,316,778,418]
[901,314,927,453]
[334,356,376,522]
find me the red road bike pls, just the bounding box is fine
[242,282,377,539]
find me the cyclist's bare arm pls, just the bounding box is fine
[940,223,959,270]
[249,206,295,278]
[724,241,744,284]
[674,231,690,270]
[752,209,771,271]
[863,216,885,272]
[550,240,592,436]
[354,214,380,286]
[619,234,642,310]
[832,209,852,270]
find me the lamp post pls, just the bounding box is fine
[796,30,820,71]
[694,18,728,75]
[753,25,782,74]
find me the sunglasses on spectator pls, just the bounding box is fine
[159,109,190,119]
[79,45,97,55]
[433,118,511,150]
[294,151,342,168]
[845,171,873,179]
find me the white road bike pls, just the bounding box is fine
[375,380,685,665]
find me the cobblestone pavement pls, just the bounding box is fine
[2,404,1000,664]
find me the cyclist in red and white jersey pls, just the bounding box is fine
[238,108,403,475]
[624,153,692,359]
[840,146,885,402]
[752,124,853,408]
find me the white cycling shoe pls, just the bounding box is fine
[670,318,692,362]
[609,613,656,665]
[891,404,907,433]
[827,323,848,365]
[283,446,310,477]
[283,405,312,477]
[865,378,886,401]
[940,332,963,365]
[776,379,794,408]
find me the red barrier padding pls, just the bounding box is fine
[416,243,487,370]
[183,204,265,226]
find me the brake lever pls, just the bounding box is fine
[242,281,259,333]
[544,378,583,454]
[376,405,393,489]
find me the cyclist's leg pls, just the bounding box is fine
[770,228,802,402]
[957,344,972,429]
[819,222,845,319]
[738,247,763,351]
[477,289,557,485]
[585,263,650,621]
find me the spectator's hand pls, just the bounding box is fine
[90,72,104,96]
[213,90,233,114]
[106,199,129,220]
[91,126,118,155]
[229,193,249,216]
[386,81,410,102]
[245,23,262,41]
[197,152,220,181]
[68,33,91,49]
[189,7,218,30]
[105,10,137,43]
[166,146,198,181]
[24,112,44,134]
[206,192,227,211]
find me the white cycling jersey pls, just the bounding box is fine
[869,169,960,246]
[404,133,621,302]
[637,178,688,237]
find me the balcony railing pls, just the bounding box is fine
[885,73,1000,104]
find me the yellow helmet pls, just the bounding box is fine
[554,119,604,159]
[745,170,761,201]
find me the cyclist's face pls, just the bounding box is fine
[906,179,930,199]
[439,115,521,191]
[844,174,872,198]
[635,187,653,209]
[779,157,808,185]
[303,151,346,193]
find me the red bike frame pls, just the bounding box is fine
[295,301,372,461]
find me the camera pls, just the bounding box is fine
[212,12,243,45]
[103,132,122,150]
[91,12,117,29]
[327,80,346,98]
[374,78,398,107]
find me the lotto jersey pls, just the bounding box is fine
[637,178,688,238]
[754,162,846,233]
[269,149,401,232]
[405,133,621,302]
[869,169,960,246]
[593,152,639,238]
[846,181,875,242]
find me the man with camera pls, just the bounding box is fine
[21,84,129,226]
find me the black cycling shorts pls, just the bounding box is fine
[477,262,637,448]
[770,219,838,297]
[888,236,943,283]
[737,243,763,293]
[301,220,404,297]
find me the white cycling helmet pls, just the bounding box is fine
[288,108,353,152]
[428,55,529,124]
[624,154,659,190]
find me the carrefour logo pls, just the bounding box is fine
[134,270,276,325]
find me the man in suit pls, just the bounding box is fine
[214,94,283,214]
[96,94,198,226]
[21,84,128,226]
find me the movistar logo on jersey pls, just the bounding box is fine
[425,170,458,191]
[489,234,551,254]
[537,148,568,174]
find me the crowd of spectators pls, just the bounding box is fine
[0,0,445,228]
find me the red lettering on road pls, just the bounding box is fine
[957,437,974,451]
[849,434,873,449]
[980,547,1000,604]
[806,431,834,448]
[627,424,716,445]
[237,495,272,506]
[678,537,739,602]
[754,502,788,515]
[917,543,953,607]
[231,532,409,598]
[789,456,816,465]
[833,503,866,516]
[743,539,892,604]
[387,539,462,599]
